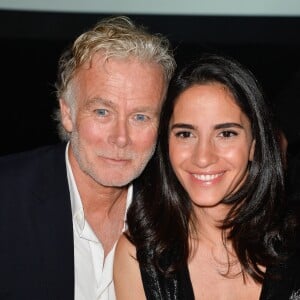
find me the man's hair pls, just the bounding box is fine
[55,15,176,140]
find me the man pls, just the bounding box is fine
[0,16,175,300]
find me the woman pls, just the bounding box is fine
[114,54,299,299]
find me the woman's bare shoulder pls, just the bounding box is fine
[115,233,136,259]
[114,233,146,300]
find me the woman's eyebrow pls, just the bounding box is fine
[214,122,243,130]
[170,122,244,130]
[170,123,195,130]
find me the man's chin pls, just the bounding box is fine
[97,177,133,188]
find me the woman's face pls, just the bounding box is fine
[168,83,255,209]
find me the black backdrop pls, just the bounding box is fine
[1,10,300,155]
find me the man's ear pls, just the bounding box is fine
[249,139,256,161]
[59,99,73,133]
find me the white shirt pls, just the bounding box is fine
[65,144,132,300]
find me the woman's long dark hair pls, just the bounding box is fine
[128,53,296,283]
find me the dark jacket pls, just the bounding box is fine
[0,144,74,300]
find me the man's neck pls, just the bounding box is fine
[67,145,129,256]
[83,187,128,257]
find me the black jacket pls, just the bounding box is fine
[0,144,74,299]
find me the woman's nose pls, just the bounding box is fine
[192,139,218,168]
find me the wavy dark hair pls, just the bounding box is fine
[128,53,295,283]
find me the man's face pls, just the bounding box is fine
[60,53,166,188]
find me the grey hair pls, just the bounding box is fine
[54,15,176,141]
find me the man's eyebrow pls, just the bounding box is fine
[133,106,160,113]
[86,98,116,109]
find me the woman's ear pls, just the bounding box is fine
[249,139,256,161]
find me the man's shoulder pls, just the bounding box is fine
[0,143,67,180]
[0,143,66,167]
[0,142,70,205]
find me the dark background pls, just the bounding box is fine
[1,10,300,155]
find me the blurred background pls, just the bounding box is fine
[1,0,300,155]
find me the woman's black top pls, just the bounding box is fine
[139,250,300,300]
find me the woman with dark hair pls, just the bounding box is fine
[113,54,299,299]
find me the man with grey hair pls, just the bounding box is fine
[0,16,175,300]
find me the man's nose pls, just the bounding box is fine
[108,118,131,148]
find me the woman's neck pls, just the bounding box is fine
[189,204,238,275]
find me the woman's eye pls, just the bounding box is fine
[134,114,148,122]
[175,131,192,138]
[220,130,237,138]
[95,109,109,116]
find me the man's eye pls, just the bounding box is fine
[95,109,109,116]
[134,114,148,122]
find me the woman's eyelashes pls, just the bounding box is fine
[218,130,239,139]
[172,127,240,139]
[174,130,193,139]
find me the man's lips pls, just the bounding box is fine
[100,156,132,164]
